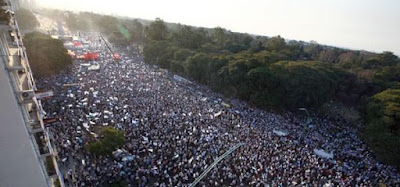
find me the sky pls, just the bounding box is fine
[34,0,400,55]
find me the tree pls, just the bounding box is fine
[264,36,286,52]
[365,88,400,165]
[23,32,72,77]
[338,52,357,68]
[303,43,322,60]
[227,59,250,91]
[15,8,40,30]
[238,34,253,47]
[253,50,289,64]
[126,19,144,43]
[64,12,86,31]
[363,51,399,68]
[174,48,194,61]
[249,36,268,52]
[368,89,400,134]
[86,127,125,156]
[247,66,280,107]
[269,61,341,108]
[199,42,220,53]
[213,27,228,48]
[143,40,171,65]
[371,63,400,91]
[225,44,247,53]
[184,53,212,83]
[145,18,168,41]
[172,26,208,49]
[377,51,398,66]
[318,49,339,63]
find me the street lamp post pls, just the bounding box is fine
[298,108,311,142]
[189,142,243,187]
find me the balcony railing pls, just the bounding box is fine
[0,1,65,186]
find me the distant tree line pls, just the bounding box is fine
[142,19,400,109]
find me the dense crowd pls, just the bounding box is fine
[37,36,400,186]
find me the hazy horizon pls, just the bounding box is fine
[33,0,400,55]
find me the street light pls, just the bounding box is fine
[298,108,311,127]
[298,108,311,142]
[190,142,243,187]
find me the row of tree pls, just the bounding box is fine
[141,19,400,165]
[143,19,400,109]
[33,10,400,108]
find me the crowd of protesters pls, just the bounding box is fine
[36,35,400,186]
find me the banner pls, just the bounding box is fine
[84,53,99,60]
[313,149,334,159]
[35,90,54,99]
[43,117,61,127]
[73,42,83,47]
[273,130,288,136]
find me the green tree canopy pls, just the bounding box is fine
[23,32,72,77]
[171,26,208,49]
[368,88,400,134]
[86,127,125,156]
[264,36,286,52]
[365,88,400,165]
[377,51,399,66]
[184,53,212,83]
[145,18,168,41]
[15,8,40,30]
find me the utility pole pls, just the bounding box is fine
[99,33,116,62]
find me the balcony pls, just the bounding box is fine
[0,2,65,186]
